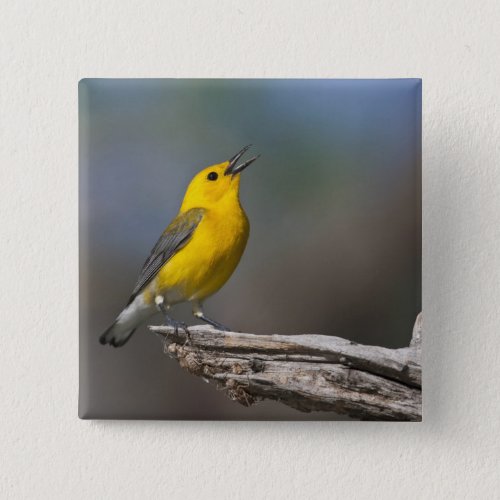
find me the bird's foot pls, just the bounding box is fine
[163,316,189,335]
[161,314,190,345]
[158,300,188,334]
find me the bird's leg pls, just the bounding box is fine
[192,301,230,331]
[155,296,190,339]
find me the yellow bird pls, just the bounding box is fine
[100,145,259,347]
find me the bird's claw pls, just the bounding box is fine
[161,315,191,345]
[163,318,188,334]
[173,321,188,335]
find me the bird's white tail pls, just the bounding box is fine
[99,321,137,347]
[99,294,154,347]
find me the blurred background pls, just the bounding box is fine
[79,79,421,420]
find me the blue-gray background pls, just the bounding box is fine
[79,79,421,420]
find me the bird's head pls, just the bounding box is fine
[180,145,259,211]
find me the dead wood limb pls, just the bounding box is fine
[149,312,422,421]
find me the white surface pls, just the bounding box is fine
[1,1,499,498]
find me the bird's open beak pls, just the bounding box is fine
[225,145,260,176]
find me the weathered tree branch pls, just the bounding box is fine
[150,313,422,421]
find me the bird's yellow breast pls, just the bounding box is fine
[153,202,249,304]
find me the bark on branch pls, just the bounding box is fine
[150,313,422,421]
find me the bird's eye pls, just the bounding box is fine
[207,172,218,181]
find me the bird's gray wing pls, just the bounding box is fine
[128,207,205,302]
